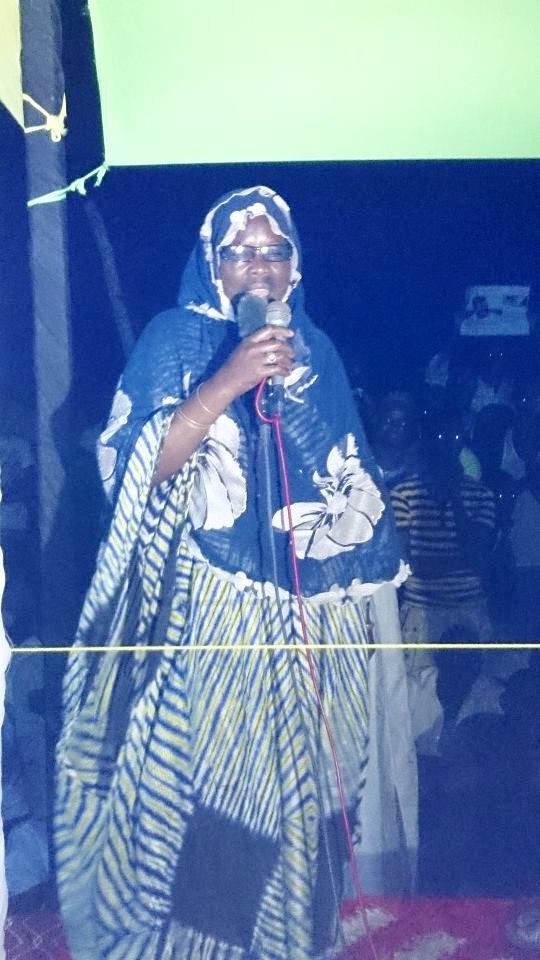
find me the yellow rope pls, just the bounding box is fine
[23,92,67,142]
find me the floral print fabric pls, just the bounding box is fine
[273,434,385,560]
[189,414,247,531]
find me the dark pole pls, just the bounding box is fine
[21,0,76,649]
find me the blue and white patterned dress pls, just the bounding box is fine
[55,187,403,960]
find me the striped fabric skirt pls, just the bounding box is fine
[55,546,370,960]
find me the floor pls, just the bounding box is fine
[5,897,540,960]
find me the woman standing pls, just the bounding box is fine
[55,186,403,960]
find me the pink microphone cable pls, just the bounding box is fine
[254,379,380,960]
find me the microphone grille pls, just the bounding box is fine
[236,293,268,338]
[266,300,292,328]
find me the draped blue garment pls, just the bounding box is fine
[97,185,401,598]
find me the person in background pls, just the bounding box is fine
[428,338,514,441]
[369,391,421,490]
[470,403,518,628]
[469,341,514,414]
[494,373,540,640]
[472,403,515,491]
[391,408,496,754]
[503,372,540,482]
[509,451,540,643]
[439,663,540,896]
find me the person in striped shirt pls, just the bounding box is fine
[391,408,496,754]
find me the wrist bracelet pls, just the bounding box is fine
[196,383,220,418]
[175,407,211,431]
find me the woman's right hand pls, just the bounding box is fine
[213,324,295,401]
[153,325,294,485]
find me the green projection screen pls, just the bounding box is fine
[90,0,540,165]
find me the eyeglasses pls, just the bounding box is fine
[219,242,293,263]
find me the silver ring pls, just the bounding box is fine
[266,352,277,365]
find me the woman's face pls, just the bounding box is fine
[218,215,292,303]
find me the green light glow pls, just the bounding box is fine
[89,0,540,165]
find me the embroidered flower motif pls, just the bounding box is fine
[97,389,132,494]
[272,434,384,560]
[189,414,247,530]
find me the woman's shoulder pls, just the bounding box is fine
[127,307,199,371]
[136,308,185,348]
[307,321,338,353]
[302,322,349,378]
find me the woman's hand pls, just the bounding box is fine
[152,326,293,486]
[213,325,295,402]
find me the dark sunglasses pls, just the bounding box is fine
[219,242,293,263]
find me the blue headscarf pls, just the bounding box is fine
[98,186,402,598]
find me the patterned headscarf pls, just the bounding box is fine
[98,186,402,598]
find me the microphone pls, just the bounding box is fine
[234,294,292,412]
[235,293,268,339]
[265,300,292,413]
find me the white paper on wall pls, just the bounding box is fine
[460,285,530,336]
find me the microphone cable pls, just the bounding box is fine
[255,380,380,960]
[259,419,346,952]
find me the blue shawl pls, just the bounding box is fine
[97,186,401,598]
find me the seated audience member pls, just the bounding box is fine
[369,391,421,489]
[391,409,496,754]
